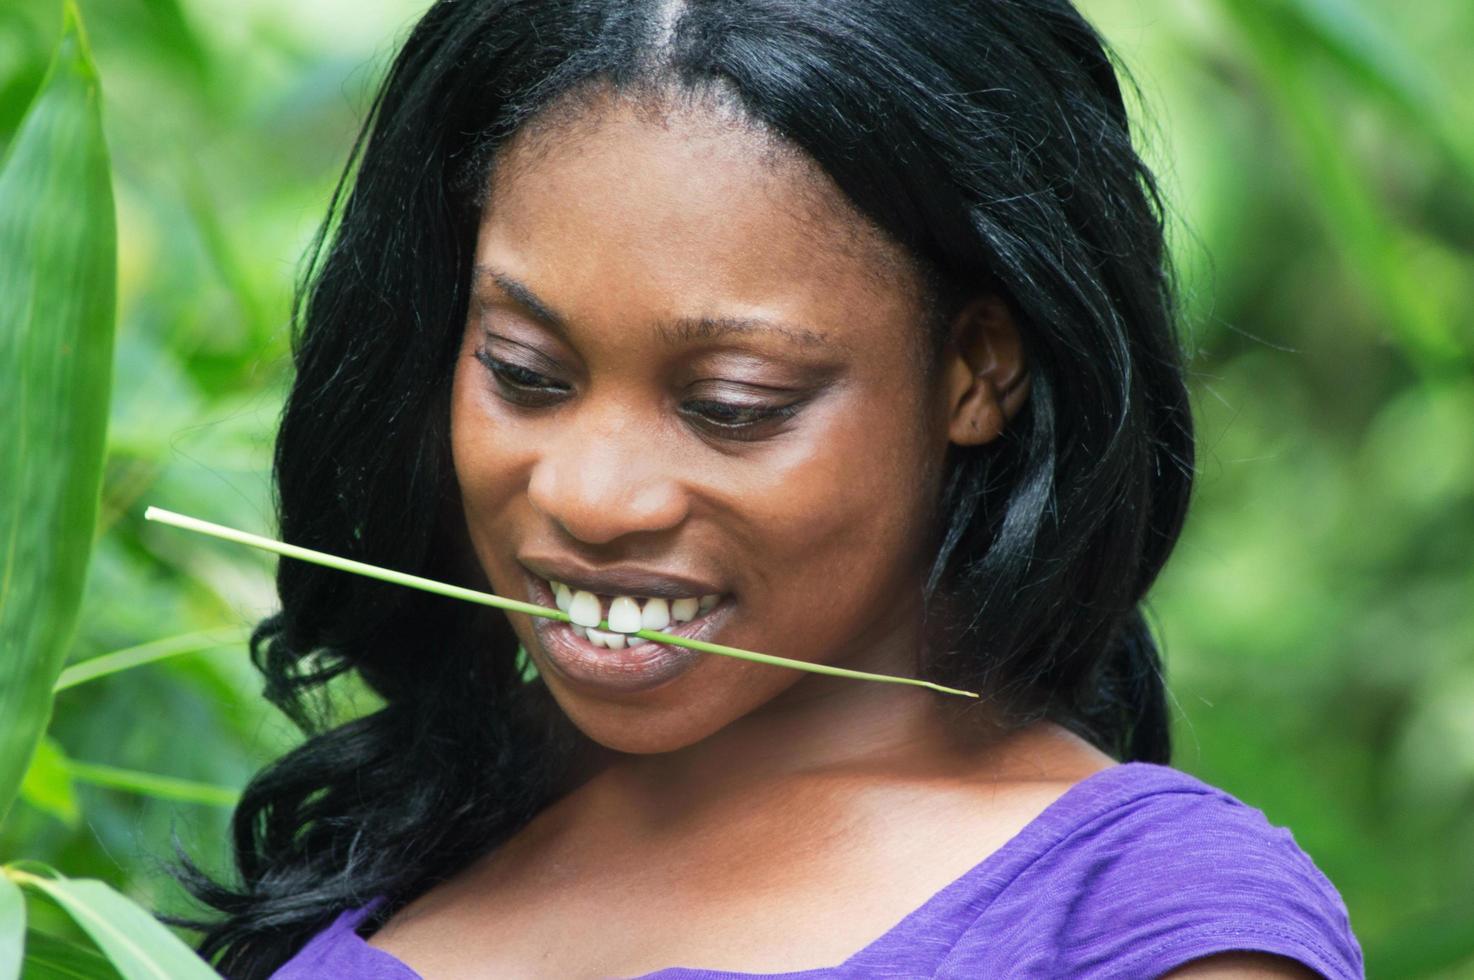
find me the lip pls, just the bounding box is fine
[522,570,732,695]
[519,556,722,601]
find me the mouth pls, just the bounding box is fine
[521,571,733,694]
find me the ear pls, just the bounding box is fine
[941,294,1030,446]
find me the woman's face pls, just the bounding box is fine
[450,92,964,754]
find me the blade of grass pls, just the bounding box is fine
[18,733,236,810]
[53,627,250,692]
[0,1,117,825]
[60,760,238,809]
[144,506,981,699]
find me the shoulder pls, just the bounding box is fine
[940,762,1364,980]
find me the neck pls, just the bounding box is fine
[558,588,1003,816]
[579,672,1006,828]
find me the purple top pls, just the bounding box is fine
[270,762,1363,979]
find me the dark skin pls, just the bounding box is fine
[369,91,1314,980]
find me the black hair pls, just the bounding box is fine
[176,1,1194,975]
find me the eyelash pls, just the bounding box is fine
[473,348,801,441]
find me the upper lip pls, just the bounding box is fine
[520,557,724,599]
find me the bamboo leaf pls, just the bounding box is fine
[1,872,22,980]
[53,628,249,692]
[20,927,124,980]
[17,737,79,829]
[0,2,116,823]
[7,869,219,980]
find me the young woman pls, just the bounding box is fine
[181,1,1364,977]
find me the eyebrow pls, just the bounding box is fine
[472,266,833,351]
[474,268,564,332]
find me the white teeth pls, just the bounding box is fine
[625,635,649,647]
[572,625,588,638]
[640,597,670,631]
[607,596,643,633]
[568,589,602,628]
[587,627,626,650]
[549,578,722,636]
[671,597,698,622]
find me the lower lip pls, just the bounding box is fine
[523,572,732,695]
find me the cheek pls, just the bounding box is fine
[736,389,937,596]
[449,351,524,518]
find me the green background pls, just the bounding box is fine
[1,0,1470,975]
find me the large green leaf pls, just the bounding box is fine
[0,2,116,823]
[21,927,123,980]
[7,869,218,980]
[1,871,23,980]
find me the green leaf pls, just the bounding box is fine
[17,737,79,828]
[0,1,117,824]
[62,761,238,809]
[52,628,249,693]
[21,927,123,980]
[7,869,219,980]
[1,872,23,980]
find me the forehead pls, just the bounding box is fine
[473,88,928,356]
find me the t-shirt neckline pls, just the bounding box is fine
[334,761,1170,979]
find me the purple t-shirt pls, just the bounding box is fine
[271,762,1364,978]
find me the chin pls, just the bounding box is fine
[539,665,789,757]
[556,702,730,755]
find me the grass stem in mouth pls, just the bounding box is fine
[142,506,981,699]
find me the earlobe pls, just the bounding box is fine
[943,294,1028,447]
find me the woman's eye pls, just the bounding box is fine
[474,349,569,405]
[680,399,801,441]
[475,347,799,441]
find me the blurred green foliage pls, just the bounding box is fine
[0,0,1468,975]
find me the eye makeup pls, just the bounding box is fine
[470,332,816,442]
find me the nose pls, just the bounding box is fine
[526,399,689,545]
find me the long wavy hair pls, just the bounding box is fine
[177,0,1195,975]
